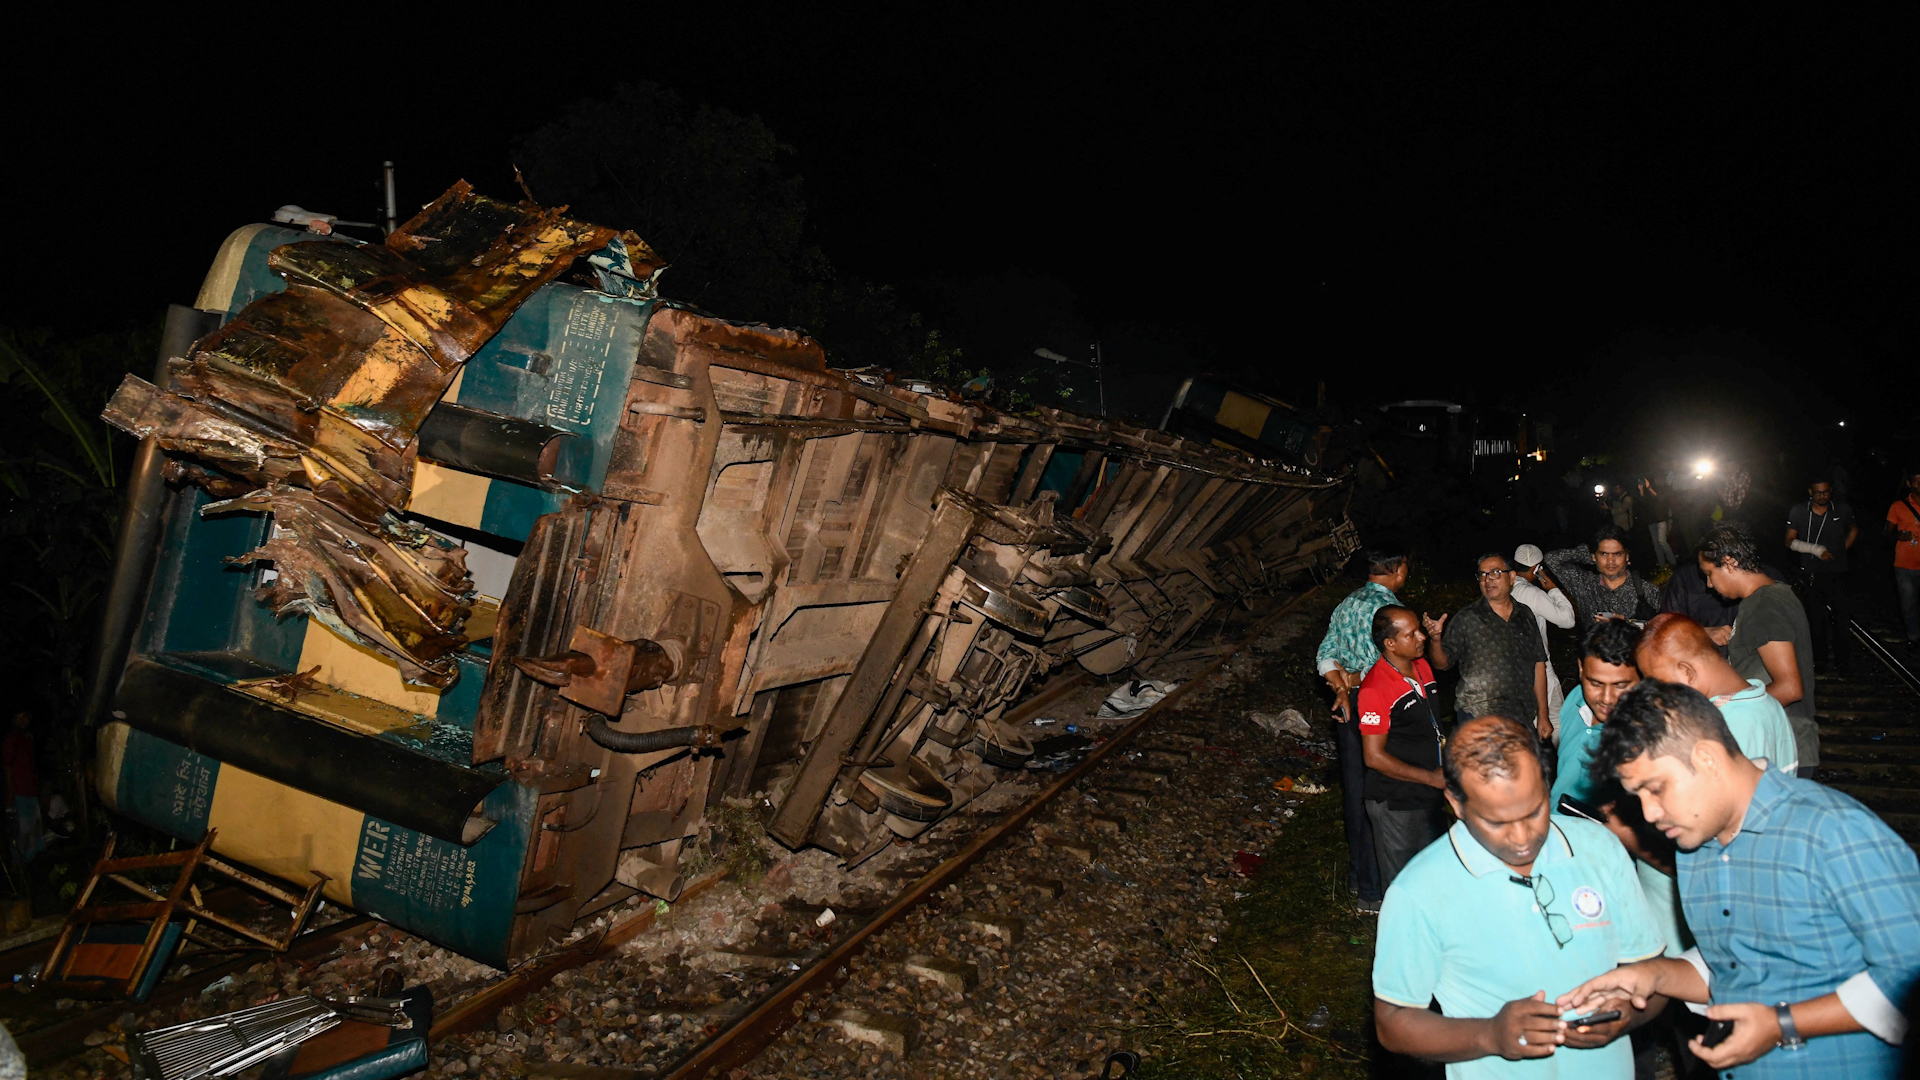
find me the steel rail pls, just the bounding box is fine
[427,870,730,1044]
[659,586,1321,1079]
[1850,618,1920,698]
[32,593,1309,1071]
[421,678,1097,1048]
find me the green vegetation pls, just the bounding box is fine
[0,326,150,821]
[1133,789,1380,1078]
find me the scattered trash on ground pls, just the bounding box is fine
[1025,733,1095,771]
[1249,708,1313,738]
[1096,680,1177,719]
[134,996,340,1078]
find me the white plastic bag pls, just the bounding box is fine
[1095,679,1177,719]
[1249,708,1312,738]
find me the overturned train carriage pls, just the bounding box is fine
[89,185,1354,967]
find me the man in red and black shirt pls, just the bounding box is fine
[1356,606,1450,888]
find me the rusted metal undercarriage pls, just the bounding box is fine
[92,184,1354,965]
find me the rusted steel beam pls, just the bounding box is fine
[705,355,931,422]
[661,586,1321,1079]
[998,669,1092,725]
[764,495,978,848]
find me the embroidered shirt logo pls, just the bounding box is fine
[1571,886,1604,920]
[1361,712,1382,723]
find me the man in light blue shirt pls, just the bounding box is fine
[1634,614,1798,774]
[1561,679,1918,1077]
[1374,716,1667,1077]
[1550,619,1643,810]
[1544,618,1697,979]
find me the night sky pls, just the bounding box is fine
[7,11,1915,442]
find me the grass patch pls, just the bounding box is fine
[1132,790,1380,1078]
[683,798,769,885]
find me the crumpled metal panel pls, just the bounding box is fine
[206,485,473,687]
[101,184,621,684]
[102,374,305,482]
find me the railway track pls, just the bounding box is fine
[522,587,1311,1080]
[1813,601,1920,847]
[27,588,1318,1076]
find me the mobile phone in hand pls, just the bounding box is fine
[1568,1009,1621,1028]
[1557,793,1607,824]
[1701,1018,1735,1048]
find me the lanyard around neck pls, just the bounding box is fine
[1806,501,1829,547]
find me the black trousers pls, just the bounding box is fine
[1364,800,1447,889]
[1334,717,1383,902]
[1802,572,1852,667]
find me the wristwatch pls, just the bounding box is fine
[1775,1002,1806,1051]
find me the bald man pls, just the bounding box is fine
[1635,613,1799,775]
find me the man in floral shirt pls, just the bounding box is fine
[1317,548,1411,912]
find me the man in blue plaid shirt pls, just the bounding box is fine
[1316,548,1411,913]
[1560,679,1919,1078]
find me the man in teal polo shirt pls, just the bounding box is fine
[1550,618,1643,810]
[1375,716,1667,1077]
[1545,617,1696,963]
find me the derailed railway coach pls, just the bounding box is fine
[85,184,1355,967]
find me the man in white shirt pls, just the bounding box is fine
[1511,544,1576,719]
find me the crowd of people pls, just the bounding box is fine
[1312,474,1920,1078]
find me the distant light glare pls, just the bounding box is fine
[1839,421,1847,427]
[1694,459,1714,477]
[1594,484,1606,495]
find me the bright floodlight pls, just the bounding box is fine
[1694,459,1714,476]
[1593,484,1605,495]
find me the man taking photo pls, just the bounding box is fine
[1373,716,1666,1075]
[1427,554,1551,741]
[1559,680,1920,1077]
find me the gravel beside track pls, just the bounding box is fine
[26,590,1344,1080]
